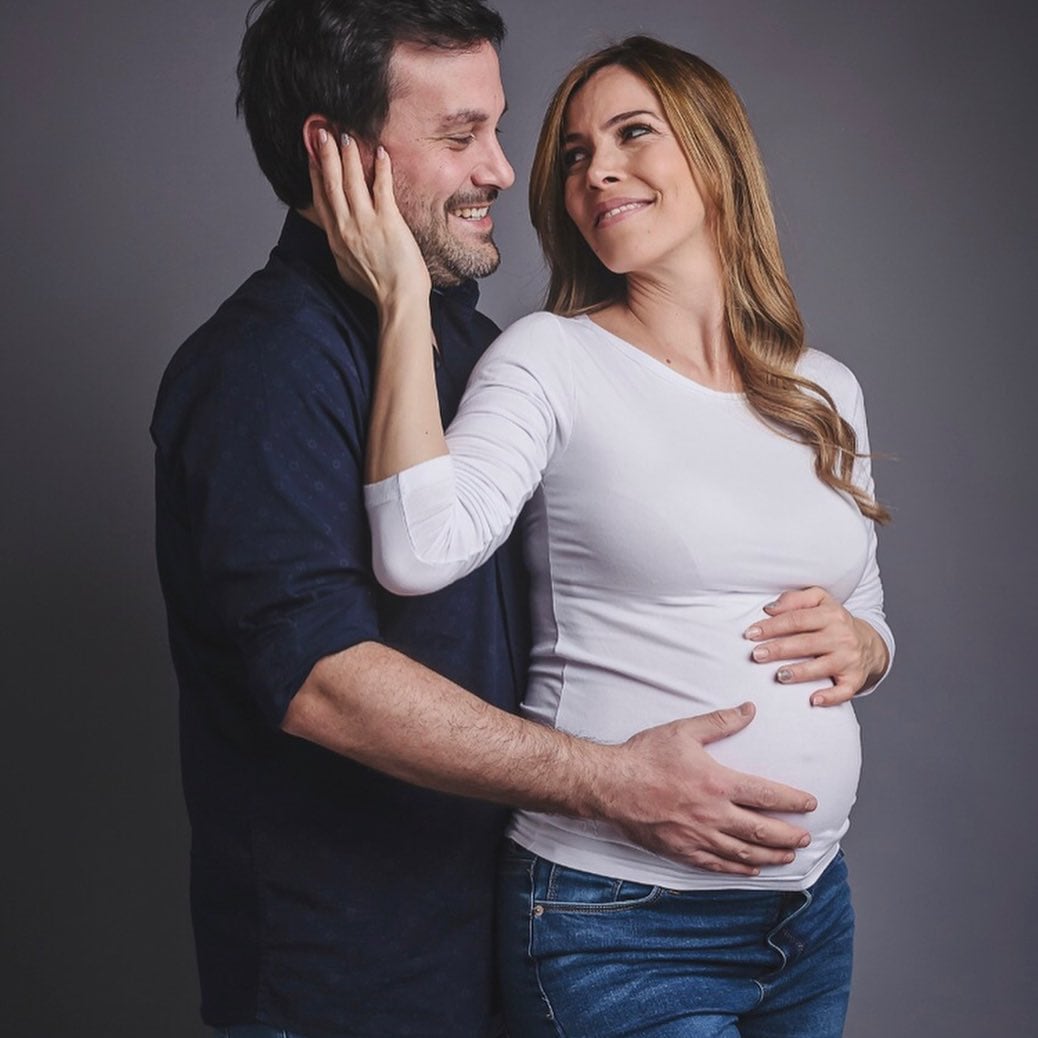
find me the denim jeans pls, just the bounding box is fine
[497,843,854,1037]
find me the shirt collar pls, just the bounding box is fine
[434,278,481,312]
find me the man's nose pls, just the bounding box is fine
[475,134,515,190]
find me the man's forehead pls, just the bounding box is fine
[386,40,504,126]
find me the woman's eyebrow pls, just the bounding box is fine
[563,108,660,142]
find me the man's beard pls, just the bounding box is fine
[396,185,502,288]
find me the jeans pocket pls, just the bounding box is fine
[535,859,662,915]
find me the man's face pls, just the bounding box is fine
[378,41,514,287]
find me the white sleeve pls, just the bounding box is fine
[838,368,895,694]
[363,312,576,596]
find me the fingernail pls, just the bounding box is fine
[752,646,769,662]
[799,833,812,847]
[317,128,328,145]
[738,702,754,716]
[376,145,387,159]
[811,694,826,707]
[744,625,763,640]
[763,600,779,611]
[784,853,796,864]
[804,798,817,812]
[341,132,351,148]
[777,667,793,683]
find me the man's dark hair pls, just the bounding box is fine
[236,0,505,208]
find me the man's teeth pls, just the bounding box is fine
[454,207,490,220]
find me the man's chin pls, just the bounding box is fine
[426,239,501,286]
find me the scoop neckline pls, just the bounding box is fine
[575,313,747,400]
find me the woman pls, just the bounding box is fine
[313,35,892,1038]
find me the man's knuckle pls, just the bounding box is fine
[755,785,778,809]
[708,709,731,734]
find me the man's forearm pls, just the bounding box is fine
[284,640,606,817]
[283,641,819,874]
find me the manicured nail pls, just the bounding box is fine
[738,702,754,716]
[341,132,351,148]
[799,833,812,846]
[777,667,793,683]
[804,798,817,812]
[752,646,770,662]
[784,853,796,864]
[376,145,387,159]
[811,694,826,707]
[318,127,328,145]
[744,625,763,640]
[763,600,779,611]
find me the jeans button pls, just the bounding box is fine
[533,904,544,917]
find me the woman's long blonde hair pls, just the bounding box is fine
[530,36,888,522]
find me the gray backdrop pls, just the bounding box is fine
[4,1,1035,1034]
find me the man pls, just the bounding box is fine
[152,3,817,1035]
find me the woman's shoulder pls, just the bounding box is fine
[494,309,583,344]
[480,310,587,369]
[796,347,864,412]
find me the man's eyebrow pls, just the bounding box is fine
[434,101,508,132]
[436,109,490,130]
[563,108,660,142]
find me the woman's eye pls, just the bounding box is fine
[562,147,587,170]
[620,123,653,142]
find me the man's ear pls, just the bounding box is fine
[302,114,337,166]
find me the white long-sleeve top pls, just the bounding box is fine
[365,312,893,891]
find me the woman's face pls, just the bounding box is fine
[561,65,710,277]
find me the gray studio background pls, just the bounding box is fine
[4,1,1035,1034]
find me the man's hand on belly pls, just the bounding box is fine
[595,703,817,875]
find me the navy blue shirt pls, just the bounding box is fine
[152,211,528,1038]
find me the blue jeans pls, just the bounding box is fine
[497,843,854,1037]
[215,1022,506,1037]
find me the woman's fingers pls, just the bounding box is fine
[762,586,826,616]
[744,587,869,704]
[811,680,857,708]
[339,133,376,219]
[305,129,429,303]
[372,145,399,213]
[317,128,351,227]
[307,129,336,231]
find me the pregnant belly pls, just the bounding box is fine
[518,654,862,890]
[705,684,862,866]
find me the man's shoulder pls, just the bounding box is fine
[152,248,378,447]
[177,251,373,371]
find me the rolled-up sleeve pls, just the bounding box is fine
[156,320,381,727]
[364,313,575,596]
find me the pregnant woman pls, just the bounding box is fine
[312,34,893,1038]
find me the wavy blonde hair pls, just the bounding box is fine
[530,35,888,522]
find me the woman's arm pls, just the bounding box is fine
[310,129,571,595]
[309,130,446,482]
[743,365,894,706]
